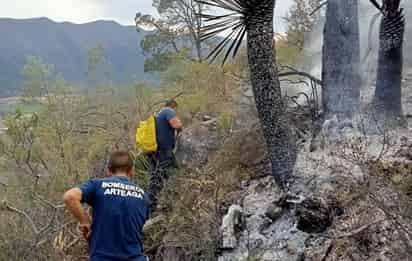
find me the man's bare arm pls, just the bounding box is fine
[169,116,183,130]
[63,188,91,239]
[63,188,90,224]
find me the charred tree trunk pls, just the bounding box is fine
[245,1,297,189]
[322,0,361,119]
[197,0,297,189]
[373,2,405,122]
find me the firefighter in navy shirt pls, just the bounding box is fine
[147,99,183,212]
[63,151,150,261]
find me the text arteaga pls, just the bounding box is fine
[102,182,144,199]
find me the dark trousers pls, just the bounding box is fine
[147,150,177,212]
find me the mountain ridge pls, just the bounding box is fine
[0,17,154,96]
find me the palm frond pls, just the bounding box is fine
[369,0,382,11]
[196,0,250,65]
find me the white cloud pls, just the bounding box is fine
[0,0,103,23]
[0,0,292,27]
[0,0,155,24]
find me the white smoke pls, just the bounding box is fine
[294,0,412,104]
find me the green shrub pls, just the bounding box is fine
[217,112,234,135]
[133,153,151,190]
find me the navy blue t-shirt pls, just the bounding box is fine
[155,107,177,151]
[79,176,150,261]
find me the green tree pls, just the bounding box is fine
[21,56,54,98]
[135,0,206,72]
[87,44,112,87]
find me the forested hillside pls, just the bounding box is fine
[0,18,154,96]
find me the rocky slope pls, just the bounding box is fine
[216,121,412,261]
[170,92,412,261]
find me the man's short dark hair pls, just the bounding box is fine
[165,99,178,108]
[108,151,133,174]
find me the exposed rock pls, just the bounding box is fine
[265,205,283,222]
[202,115,213,121]
[175,122,221,170]
[221,205,243,249]
[216,127,412,261]
[218,176,309,261]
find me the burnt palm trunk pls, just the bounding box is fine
[322,0,361,119]
[198,0,296,189]
[373,2,405,122]
[245,1,296,188]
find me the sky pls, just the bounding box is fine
[0,0,293,31]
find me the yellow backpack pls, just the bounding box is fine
[136,115,158,153]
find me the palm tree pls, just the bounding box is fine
[197,0,296,189]
[369,0,405,123]
[322,0,361,119]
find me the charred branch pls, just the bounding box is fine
[310,1,328,16]
[279,65,323,86]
